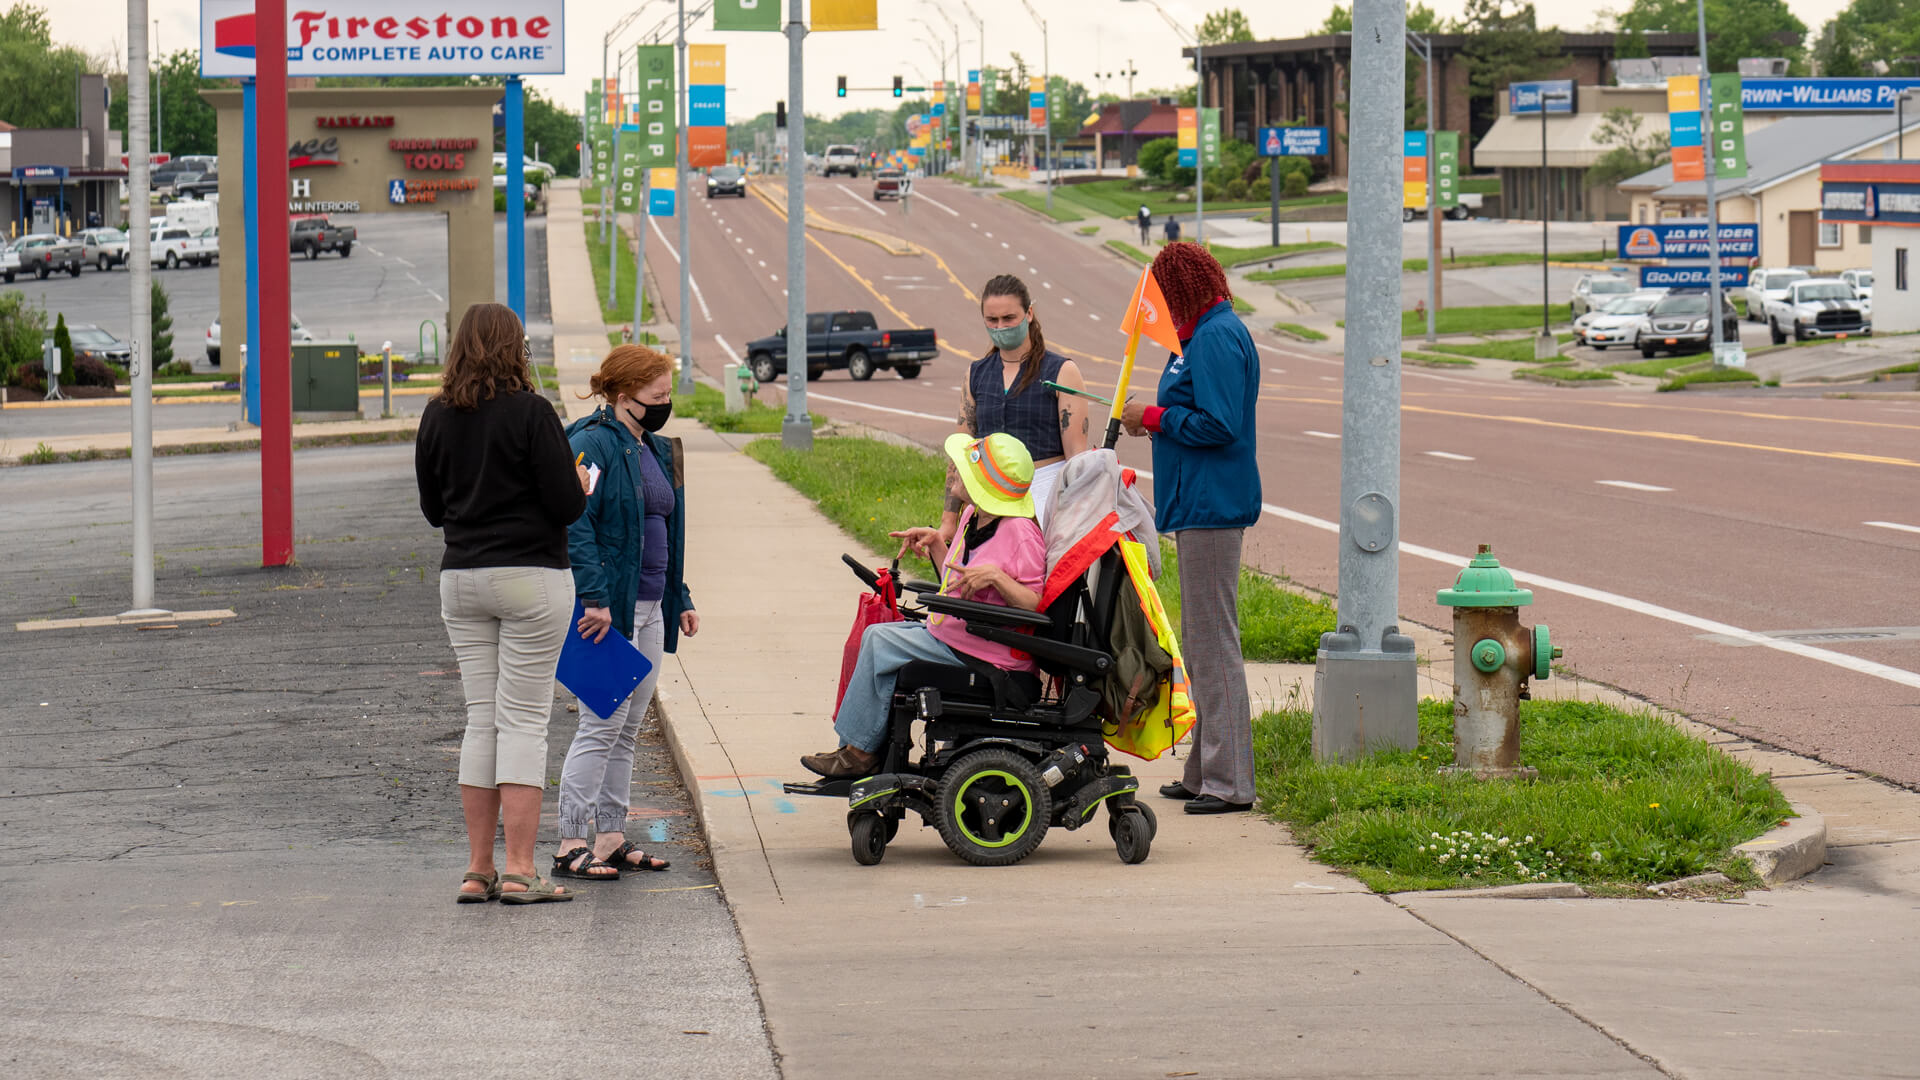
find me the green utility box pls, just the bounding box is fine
[292,342,361,420]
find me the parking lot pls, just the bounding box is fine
[14,212,543,368]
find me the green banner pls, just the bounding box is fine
[635,44,677,168]
[590,120,614,188]
[616,131,641,212]
[1708,72,1747,180]
[713,0,781,31]
[980,66,995,113]
[1199,107,1221,168]
[1432,131,1460,209]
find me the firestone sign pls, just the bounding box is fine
[199,0,565,78]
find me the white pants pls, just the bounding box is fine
[440,566,575,789]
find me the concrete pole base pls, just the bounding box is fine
[722,363,744,413]
[781,418,813,451]
[1311,648,1418,763]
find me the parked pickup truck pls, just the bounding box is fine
[744,310,938,382]
[14,233,84,279]
[291,216,355,259]
[1764,278,1871,343]
[1403,191,1484,222]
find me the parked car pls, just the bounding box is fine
[183,226,219,267]
[873,168,906,200]
[1573,290,1664,350]
[744,310,939,382]
[1764,278,1871,343]
[78,227,129,271]
[705,165,746,198]
[206,313,313,366]
[15,233,84,278]
[1637,291,1740,358]
[174,171,220,200]
[60,324,133,367]
[1742,268,1809,322]
[150,224,196,269]
[1840,268,1874,312]
[290,216,355,258]
[1569,273,1636,317]
[0,240,19,281]
[822,144,861,177]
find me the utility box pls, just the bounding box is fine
[292,342,360,420]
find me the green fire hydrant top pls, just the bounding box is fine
[1438,545,1534,608]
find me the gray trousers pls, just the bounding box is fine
[1177,528,1255,804]
[557,600,667,838]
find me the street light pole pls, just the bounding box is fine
[1697,0,1727,364]
[1017,0,1052,211]
[782,0,812,449]
[126,0,162,616]
[960,0,986,179]
[926,3,965,185]
[675,0,694,393]
[154,19,163,158]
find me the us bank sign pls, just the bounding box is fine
[199,0,564,78]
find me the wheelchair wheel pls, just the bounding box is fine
[935,748,1051,867]
[1113,808,1152,865]
[1107,798,1158,842]
[849,811,889,866]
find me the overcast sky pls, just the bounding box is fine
[60,0,1854,127]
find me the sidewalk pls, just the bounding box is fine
[648,421,1920,1079]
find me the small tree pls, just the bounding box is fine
[52,311,72,376]
[1585,107,1670,187]
[150,279,174,370]
[1137,136,1178,182]
[1198,8,1257,45]
[0,291,46,386]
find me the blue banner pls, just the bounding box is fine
[1178,148,1196,167]
[931,102,946,117]
[1259,126,1329,156]
[1509,79,1575,115]
[1821,180,1920,224]
[1028,91,1045,110]
[688,84,725,127]
[1743,77,1920,112]
[648,185,675,217]
[1618,222,1759,259]
[1669,111,1702,148]
[1641,265,1750,288]
[1404,130,1428,157]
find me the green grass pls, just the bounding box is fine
[1051,177,1316,220]
[1404,351,1475,367]
[743,434,1333,661]
[1514,365,1617,382]
[1403,305,1570,336]
[673,381,812,434]
[1659,368,1761,392]
[1230,296,1254,315]
[1247,264,1346,283]
[606,330,661,347]
[1273,322,1328,342]
[1105,240,1152,265]
[584,220,655,326]
[1459,176,1501,195]
[1403,250,1612,272]
[1076,225,1101,236]
[1604,354,1705,377]
[1876,361,1919,376]
[1254,699,1792,893]
[1422,338,1555,364]
[999,189,1086,222]
[1207,240,1343,268]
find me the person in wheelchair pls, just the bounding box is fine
[800,433,1048,779]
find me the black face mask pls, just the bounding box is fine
[626,400,673,433]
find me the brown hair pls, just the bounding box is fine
[980,273,1048,394]
[585,344,675,403]
[1150,242,1233,327]
[436,303,531,410]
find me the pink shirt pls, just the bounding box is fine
[928,509,1048,672]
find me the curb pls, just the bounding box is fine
[1734,801,1827,885]
[1395,882,1589,900]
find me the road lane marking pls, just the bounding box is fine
[394,256,413,268]
[1424,451,1475,461]
[913,191,961,217]
[1865,521,1920,534]
[745,247,754,254]
[758,259,767,267]
[1001,241,1010,248]
[1062,298,1074,305]
[1270,368,1287,375]
[1596,480,1673,492]
[363,245,384,257]
[715,334,741,363]
[1303,430,1340,439]
[646,217,713,323]
[984,231,993,237]
[1018,253,1027,261]
[1043,282,1052,289]
[806,391,950,422]
[834,184,889,217]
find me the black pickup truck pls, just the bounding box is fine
[744,310,939,382]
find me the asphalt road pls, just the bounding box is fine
[25,214,543,367]
[0,447,778,1078]
[644,175,1920,789]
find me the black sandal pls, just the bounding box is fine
[552,846,621,881]
[604,839,670,872]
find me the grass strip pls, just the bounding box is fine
[1458,177,1501,195]
[1659,368,1760,392]
[1514,365,1617,382]
[584,220,655,327]
[1230,296,1254,315]
[1048,177,1329,220]
[744,434,1332,662]
[1076,225,1101,236]
[1422,339,1548,364]
[1876,361,1919,376]
[1402,305,1570,336]
[1273,322,1328,342]
[1208,240,1343,268]
[1255,699,1791,893]
[999,189,1086,222]
[674,382,818,434]
[1604,354,1705,377]
[1105,239,1153,265]
[1403,351,1475,367]
[1402,250,1612,271]
[1248,264,1346,283]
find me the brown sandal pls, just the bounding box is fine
[455,870,500,904]
[498,873,573,904]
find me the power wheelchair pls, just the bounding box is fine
[783,551,1159,867]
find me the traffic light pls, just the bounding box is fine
[776,100,786,128]
[892,75,903,98]
[837,76,847,98]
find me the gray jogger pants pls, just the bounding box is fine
[557,600,667,838]
[1176,528,1255,804]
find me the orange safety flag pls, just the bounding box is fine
[1119,263,1184,358]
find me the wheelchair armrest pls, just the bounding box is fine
[963,623,1113,675]
[913,593,1052,630]
[900,580,941,595]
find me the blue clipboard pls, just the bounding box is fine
[556,601,654,718]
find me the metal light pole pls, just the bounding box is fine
[1311,0,1418,760]
[125,0,163,617]
[602,4,662,249]
[153,19,163,158]
[1122,0,1199,239]
[782,0,812,449]
[926,3,966,184]
[1017,0,1052,210]
[1696,0,1726,363]
[1409,31,1438,345]
[960,0,986,179]
[675,0,694,393]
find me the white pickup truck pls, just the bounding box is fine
[1764,278,1871,343]
[822,144,861,177]
[1403,191,1485,222]
[182,225,219,267]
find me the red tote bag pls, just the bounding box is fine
[835,564,904,714]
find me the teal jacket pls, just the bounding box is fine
[565,405,694,650]
[1149,300,1262,533]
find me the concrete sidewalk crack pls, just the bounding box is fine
[673,655,786,906]
[1389,898,1680,1078]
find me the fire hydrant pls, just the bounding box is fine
[1436,544,1562,779]
[737,362,758,404]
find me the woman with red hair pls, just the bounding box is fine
[1120,243,1262,815]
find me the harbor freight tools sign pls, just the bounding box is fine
[1261,126,1329,156]
[1640,265,1750,288]
[1742,77,1920,111]
[1822,181,1920,224]
[1617,222,1759,258]
[199,0,564,78]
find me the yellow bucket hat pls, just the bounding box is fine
[944,432,1036,518]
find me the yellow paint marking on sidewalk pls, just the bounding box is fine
[17,608,238,632]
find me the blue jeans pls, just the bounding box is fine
[834,622,961,753]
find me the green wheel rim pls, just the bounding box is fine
[951,769,1034,849]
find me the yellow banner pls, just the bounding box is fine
[689,43,725,85]
[1176,107,1196,149]
[811,0,877,31]
[649,167,676,189]
[1029,75,1045,93]
[1666,75,1699,114]
[1403,180,1427,209]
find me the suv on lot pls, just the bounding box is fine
[1638,291,1739,358]
[822,145,861,177]
[1569,273,1635,317]
[1742,268,1808,322]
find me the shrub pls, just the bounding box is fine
[1137,136,1178,181]
[0,290,44,385]
[1224,178,1250,201]
[159,360,194,377]
[1284,170,1310,198]
[1203,182,1226,203]
[151,279,174,370]
[12,354,116,391]
[53,312,72,375]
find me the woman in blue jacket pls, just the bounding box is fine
[1121,243,1262,814]
[552,345,699,880]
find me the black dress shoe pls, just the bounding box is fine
[1184,794,1254,815]
[1158,781,1199,801]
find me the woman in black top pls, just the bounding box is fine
[939,274,1089,543]
[416,302,589,905]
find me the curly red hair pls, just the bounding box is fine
[1149,242,1232,327]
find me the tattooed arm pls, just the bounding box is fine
[1056,360,1090,458]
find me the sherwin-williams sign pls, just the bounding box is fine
[1742,77,1920,111]
[199,0,564,77]
[1260,126,1328,156]
[1508,79,1574,115]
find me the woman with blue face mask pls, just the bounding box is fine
[939,274,1089,544]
